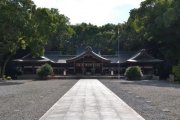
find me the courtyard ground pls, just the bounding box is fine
[101,79,180,120]
[0,79,78,120]
[0,79,179,120]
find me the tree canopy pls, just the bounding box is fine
[127,0,180,65]
[0,0,71,77]
[0,0,180,77]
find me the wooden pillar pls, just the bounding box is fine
[142,65,145,74]
[92,63,95,75]
[101,61,103,74]
[83,57,85,75]
[57,65,59,75]
[74,62,76,74]
[32,62,35,74]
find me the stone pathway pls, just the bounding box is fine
[39,79,144,120]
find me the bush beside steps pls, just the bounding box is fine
[124,66,143,80]
[36,63,53,80]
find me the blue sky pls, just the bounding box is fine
[32,0,144,26]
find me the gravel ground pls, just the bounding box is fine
[100,79,180,120]
[0,79,78,120]
[0,79,179,120]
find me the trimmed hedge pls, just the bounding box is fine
[172,65,180,81]
[36,63,53,79]
[124,66,143,80]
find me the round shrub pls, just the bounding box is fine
[6,76,12,80]
[172,65,180,81]
[124,66,143,80]
[36,63,53,79]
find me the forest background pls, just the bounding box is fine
[0,0,180,77]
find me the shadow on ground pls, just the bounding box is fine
[0,81,24,86]
[109,79,180,89]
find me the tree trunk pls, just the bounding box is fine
[1,54,13,80]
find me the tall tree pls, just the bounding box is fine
[127,0,180,65]
[46,9,74,54]
[0,0,35,78]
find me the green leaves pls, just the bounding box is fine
[163,8,177,27]
[18,36,28,49]
[125,66,143,80]
[36,63,53,79]
[0,0,34,55]
[126,0,180,65]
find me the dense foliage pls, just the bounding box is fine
[172,65,180,81]
[126,0,180,65]
[51,0,180,66]
[124,66,143,80]
[0,0,180,78]
[0,0,71,78]
[36,63,53,79]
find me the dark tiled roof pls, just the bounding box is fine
[127,49,163,63]
[76,46,100,55]
[44,51,75,63]
[44,50,135,64]
[67,47,111,63]
[15,49,162,64]
[45,55,75,63]
[13,53,52,63]
[103,51,135,63]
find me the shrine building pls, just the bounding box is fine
[13,47,163,76]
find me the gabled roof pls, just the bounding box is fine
[44,50,74,63]
[103,51,136,63]
[66,47,111,63]
[13,53,53,63]
[44,50,135,64]
[126,49,163,63]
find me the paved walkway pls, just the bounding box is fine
[39,79,144,120]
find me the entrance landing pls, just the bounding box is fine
[39,79,144,120]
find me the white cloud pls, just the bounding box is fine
[32,0,144,26]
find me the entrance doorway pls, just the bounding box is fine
[75,63,102,75]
